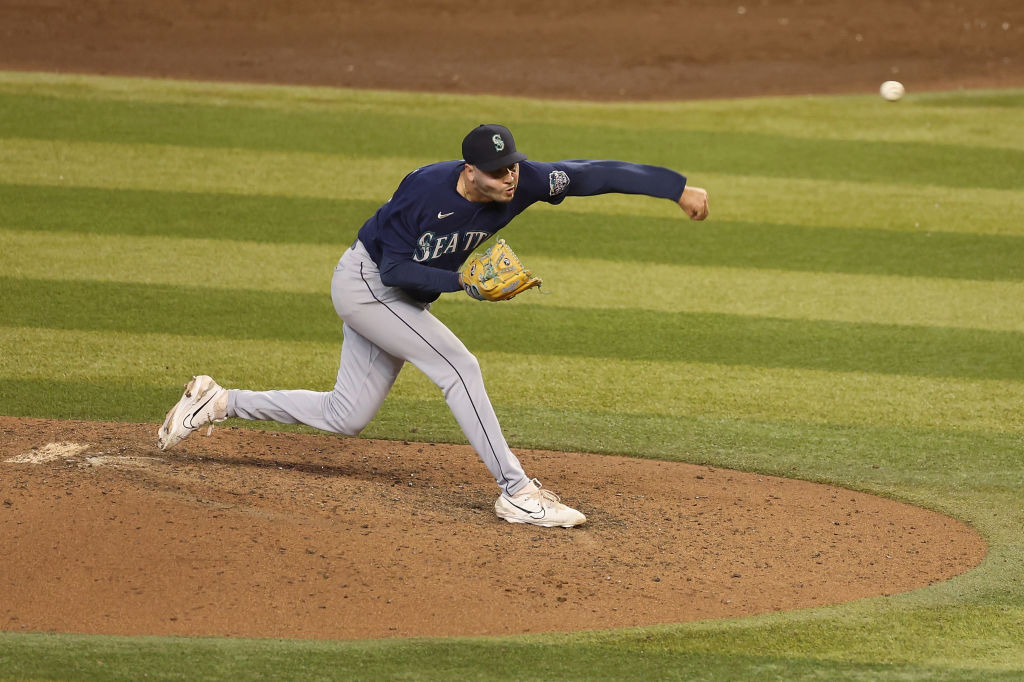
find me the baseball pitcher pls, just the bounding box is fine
[158,124,709,528]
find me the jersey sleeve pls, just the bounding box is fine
[378,255,462,297]
[527,160,687,204]
[375,201,462,298]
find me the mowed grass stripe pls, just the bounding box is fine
[4,91,1024,190]
[2,327,1021,435]
[630,91,1024,151]
[0,138,421,201]
[6,230,1024,333]
[0,230,346,294]
[6,184,1024,281]
[5,138,1022,237]
[394,352,1024,435]
[376,400,1024,493]
[515,213,1024,281]
[4,72,1023,152]
[0,92,467,159]
[558,173,1024,236]
[527,125,1024,190]
[4,278,1023,381]
[0,327,341,389]
[0,185,370,245]
[521,258,1024,332]
[0,623,1022,682]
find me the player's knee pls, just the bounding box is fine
[433,351,484,396]
[333,418,364,437]
[344,425,363,437]
[322,392,369,436]
[448,350,482,381]
[459,351,481,375]
[331,408,369,436]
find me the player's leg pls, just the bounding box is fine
[159,244,403,448]
[339,283,584,525]
[225,242,406,434]
[365,300,528,495]
[335,245,531,496]
[227,321,403,436]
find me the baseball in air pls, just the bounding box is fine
[879,80,905,101]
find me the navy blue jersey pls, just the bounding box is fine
[356,159,686,302]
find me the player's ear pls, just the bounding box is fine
[465,164,484,187]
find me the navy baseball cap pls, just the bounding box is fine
[462,124,527,172]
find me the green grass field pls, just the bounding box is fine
[1,71,1023,680]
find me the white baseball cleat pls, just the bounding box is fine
[157,375,228,451]
[494,478,586,528]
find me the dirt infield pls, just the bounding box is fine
[0,0,1010,640]
[1,0,1023,100]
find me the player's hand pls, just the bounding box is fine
[679,185,709,221]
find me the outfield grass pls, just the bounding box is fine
[1,71,1023,680]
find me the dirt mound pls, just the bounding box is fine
[1,417,984,639]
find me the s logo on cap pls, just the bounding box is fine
[462,124,527,172]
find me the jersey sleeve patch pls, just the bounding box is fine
[548,170,570,196]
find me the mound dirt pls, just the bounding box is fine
[1,417,984,639]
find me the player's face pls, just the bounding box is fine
[467,163,519,203]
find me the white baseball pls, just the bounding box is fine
[880,80,905,101]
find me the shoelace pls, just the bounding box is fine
[538,488,561,504]
[519,487,561,506]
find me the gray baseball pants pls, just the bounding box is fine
[226,240,530,496]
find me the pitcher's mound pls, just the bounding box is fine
[0,417,984,640]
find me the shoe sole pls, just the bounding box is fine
[498,516,585,529]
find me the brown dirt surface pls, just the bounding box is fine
[0,0,1004,641]
[1,0,1023,100]
[0,418,985,640]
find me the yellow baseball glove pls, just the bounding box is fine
[459,239,542,301]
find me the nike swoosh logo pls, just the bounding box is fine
[506,497,546,520]
[437,211,455,219]
[182,393,216,430]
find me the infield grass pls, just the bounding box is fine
[1,72,1023,680]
